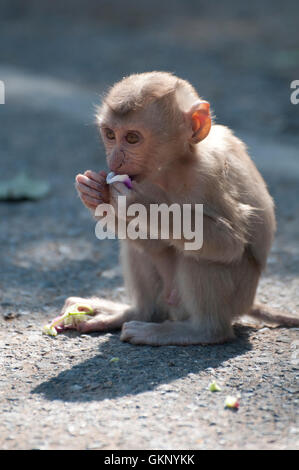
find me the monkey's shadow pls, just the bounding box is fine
[32,325,252,402]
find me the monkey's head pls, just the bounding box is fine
[96,72,211,180]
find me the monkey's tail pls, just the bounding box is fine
[248,303,299,327]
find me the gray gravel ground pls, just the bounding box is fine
[0,0,298,450]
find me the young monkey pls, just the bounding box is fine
[68,71,298,345]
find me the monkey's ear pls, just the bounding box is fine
[186,101,211,143]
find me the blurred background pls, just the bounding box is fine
[0,0,298,318]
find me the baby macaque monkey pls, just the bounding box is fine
[69,71,298,345]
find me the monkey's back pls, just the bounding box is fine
[199,124,276,268]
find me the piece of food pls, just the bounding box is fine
[224,395,240,409]
[109,357,120,363]
[42,304,95,336]
[106,171,133,189]
[42,325,58,337]
[208,381,222,392]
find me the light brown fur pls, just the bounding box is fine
[66,71,298,345]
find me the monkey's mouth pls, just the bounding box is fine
[106,171,133,189]
[114,172,138,181]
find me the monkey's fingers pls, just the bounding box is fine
[78,173,110,203]
[80,193,103,210]
[84,170,107,184]
[76,174,105,192]
[76,181,103,200]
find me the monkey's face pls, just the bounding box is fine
[99,122,153,179]
[97,96,212,181]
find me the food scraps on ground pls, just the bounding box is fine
[109,357,120,363]
[208,381,222,392]
[224,395,240,409]
[42,304,95,336]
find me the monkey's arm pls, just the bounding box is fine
[110,181,248,263]
[175,212,246,263]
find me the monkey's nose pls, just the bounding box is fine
[109,152,125,172]
[109,161,123,173]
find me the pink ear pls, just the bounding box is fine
[190,101,211,143]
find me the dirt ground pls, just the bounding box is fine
[0,0,298,450]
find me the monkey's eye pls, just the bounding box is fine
[105,129,115,140]
[126,132,139,144]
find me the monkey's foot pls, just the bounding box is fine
[120,320,229,346]
[61,296,131,333]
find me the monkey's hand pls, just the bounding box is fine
[109,181,152,239]
[109,181,136,217]
[109,180,132,199]
[75,170,109,214]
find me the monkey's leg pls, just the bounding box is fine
[60,296,136,332]
[120,240,168,322]
[121,251,260,345]
[60,241,166,333]
[150,248,180,305]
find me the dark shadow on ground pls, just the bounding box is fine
[31,325,252,402]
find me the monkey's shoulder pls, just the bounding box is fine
[196,124,272,205]
[205,124,247,157]
[202,124,259,178]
